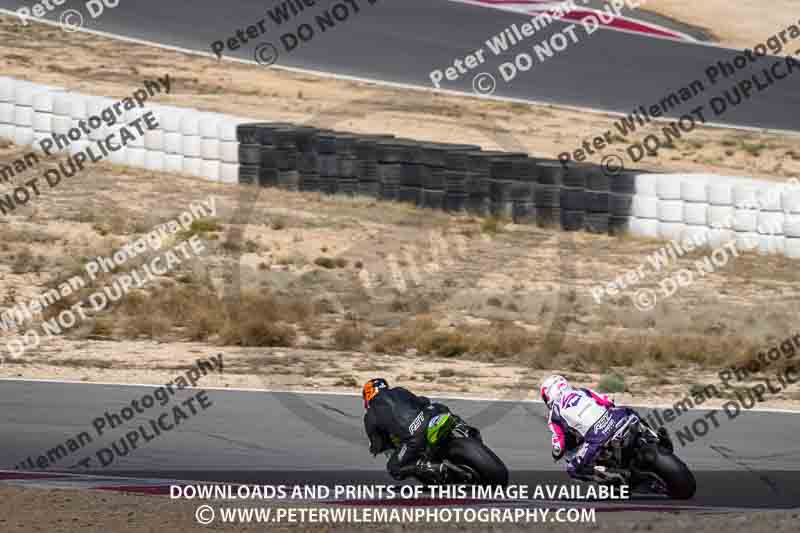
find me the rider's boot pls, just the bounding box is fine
[415,459,446,483]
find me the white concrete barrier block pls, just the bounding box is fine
[757,211,784,235]
[32,111,53,133]
[758,184,784,211]
[52,115,72,135]
[0,102,14,123]
[180,112,202,136]
[202,159,220,181]
[68,140,90,156]
[199,114,222,139]
[126,147,147,168]
[681,178,708,202]
[733,209,758,232]
[163,132,183,154]
[164,153,184,173]
[219,116,249,141]
[182,135,201,157]
[634,174,658,197]
[707,180,734,206]
[632,195,658,218]
[629,217,660,239]
[145,150,165,172]
[13,126,34,147]
[14,106,34,127]
[681,225,710,249]
[109,145,127,165]
[757,234,785,255]
[781,187,800,214]
[734,231,759,251]
[708,205,734,229]
[683,202,708,225]
[783,237,800,259]
[733,182,759,209]
[658,221,685,241]
[784,215,800,238]
[657,200,683,222]
[53,93,73,116]
[0,77,15,102]
[144,129,164,151]
[219,162,239,184]
[707,228,735,249]
[183,157,203,177]
[656,175,682,200]
[220,141,239,163]
[201,138,220,160]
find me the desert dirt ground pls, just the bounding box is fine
[644,0,800,50]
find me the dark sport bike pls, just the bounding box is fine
[580,414,696,499]
[395,411,508,487]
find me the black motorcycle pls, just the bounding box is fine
[395,411,508,487]
[583,414,696,499]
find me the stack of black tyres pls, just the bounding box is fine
[486,152,528,218]
[317,130,340,195]
[584,164,610,234]
[376,139,410,201]
[293,126,320,192]
[560,162,587,231]
[418,143,445,209]
[337,134,360,196]
[609,170,637,235]
[535,161,564,228]
[377,140,424,206]
[355,134,394,198]
[271,127,302,191]
[510,158,538,224]
[235,122,294,188]
[445,144,480,213]
[464,151,492,216]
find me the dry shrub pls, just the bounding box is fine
[11,248,45,274]
[333,322,366,350]
[372,316,539,360]
[107,284,313,347]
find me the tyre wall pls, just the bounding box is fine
[1,76,797,258]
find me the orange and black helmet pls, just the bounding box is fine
[362,378,388,408]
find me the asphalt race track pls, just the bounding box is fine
[1,380,799,509]
[2,0,800,131]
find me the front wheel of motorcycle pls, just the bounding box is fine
[444,438,509,487]
[649,452,697,499]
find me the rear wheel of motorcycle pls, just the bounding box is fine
[446,438,509,487]
[650,452,696,499]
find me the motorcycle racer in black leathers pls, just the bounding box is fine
[362,378,447,481]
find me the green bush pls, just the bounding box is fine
[596,373,626,393]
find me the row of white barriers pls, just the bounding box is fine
[0,77,252,183]
[628,173,800,258]
[2,76,800,258]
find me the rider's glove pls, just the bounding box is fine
[552,444,565,462]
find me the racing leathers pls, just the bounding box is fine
[364,387,445,480]
[546,386,638,479]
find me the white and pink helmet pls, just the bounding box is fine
[540,375,570,408]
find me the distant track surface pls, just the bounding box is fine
[1,0,800,131]
[1,380,799,509]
